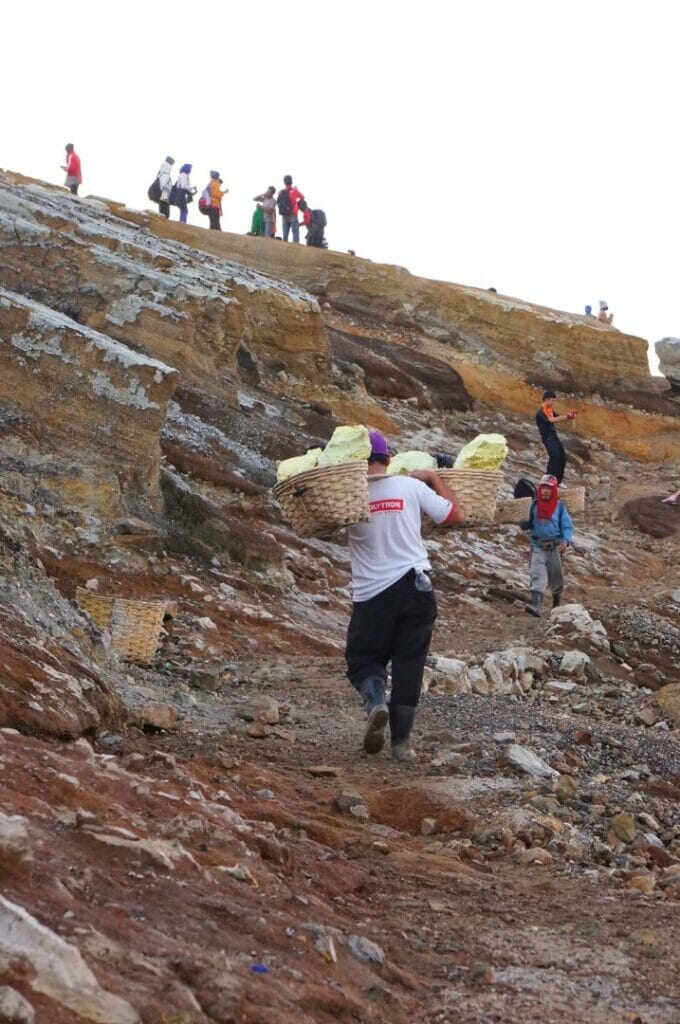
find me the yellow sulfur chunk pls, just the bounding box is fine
[276,448,322,482]
[316,425,371,467]
[454,434,508,470]
[387,451,436,475]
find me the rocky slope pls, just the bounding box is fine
[0,170,678,1023]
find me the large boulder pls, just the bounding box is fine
[0,175,328,387]
[655,338,680,392]
[654,684,680,725]
[0,537,123,738]
[0,288,178,519]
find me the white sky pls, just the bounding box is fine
[5,0,678,374]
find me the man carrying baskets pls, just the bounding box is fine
[345,430,464,761]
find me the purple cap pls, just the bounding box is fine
[368,429,389,457]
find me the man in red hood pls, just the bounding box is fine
[521,474,574,617]
[61,143,82,195]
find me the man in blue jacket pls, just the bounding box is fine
[521,474,574,617]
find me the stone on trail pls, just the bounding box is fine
[421,817,437,836]
[348,934,386,965]
[559,650,591,678]
[469,667,490,695]
[0,897,139,1024]
[130,703,177,732]
[189,666,222,692]
[625,873,656,895]
[335,789,364,812]
[429,657,471,695]
[504,744,559,779]
[635,706,658,727]
[308,765,341,778]
[0,987,35,1024]
[239,696,280,724]
[654,684,680,724]
[610,813,636,844]
[0,813,31,868]
[315,934,337,964]
[518,847,553,866]
[246,720,273,739]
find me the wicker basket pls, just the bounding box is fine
[495,496,533,524]
[76,589,166,666]
[561,486,586,515]
[437,468,503,526]
[273,461,370,538]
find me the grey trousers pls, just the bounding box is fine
[529,546,563,596]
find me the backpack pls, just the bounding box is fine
[514,477,537,499]
[147,177,162,204]
[277,188,292,216]
[169,184,182,207]
[311,208,327,229]
[198,185,211,215]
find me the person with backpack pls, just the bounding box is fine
[207,170,228,231]
[154,156,175,218]
[298,200,327,248]
[521,474,574,617]
[61,143,82,195]
[253,186,277,237]
[277,175,305,243]
[535,389,576,485]
[173,163,196,223]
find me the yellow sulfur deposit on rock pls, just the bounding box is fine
[455,433,508,470]
[276,448,323,483]
[316,425,371,468]
[387,451,436,476]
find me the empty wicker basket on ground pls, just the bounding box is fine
[495,496,533,524]
[561,486,586,515]
[273,462,370,538]
[76,589,166,666]
[437,469,503,526]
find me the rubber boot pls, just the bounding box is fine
[359,676,388,754]
[552,592,562,609]
[525,590,542,617]
[389,704,417,762]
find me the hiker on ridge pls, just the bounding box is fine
[277,175,305,243]
[298,199,327,248]
[598,300,613,325]
[536,389,576,485]
[253,186,277,237]
[521,474,574,617]
[61,143,82,195]
[157,156,175,219]
[345,430,464,761]
[175,163,196,224]
[208,171,228,231]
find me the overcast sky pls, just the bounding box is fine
[5,0,677,374]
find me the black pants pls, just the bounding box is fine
[69,183,79,196]
[345,570,437,708]
[543,436,566,484]
[208,207,221,230]
[158,200,170,219]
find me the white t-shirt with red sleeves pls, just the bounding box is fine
[347,475,452,602]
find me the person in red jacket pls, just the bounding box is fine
[278,174,304,243]
[61,144,82,195]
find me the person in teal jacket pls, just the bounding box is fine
[521,474,574,616]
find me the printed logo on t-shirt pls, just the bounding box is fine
[369,498,404,514]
